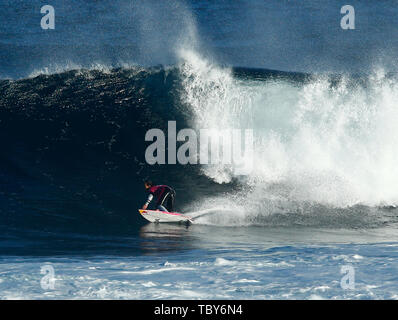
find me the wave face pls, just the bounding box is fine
[0,65,215,239]
[1,51,398,237]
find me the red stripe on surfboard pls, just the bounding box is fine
[140,210,192,219]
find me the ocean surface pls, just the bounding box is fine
[1,0,398,299]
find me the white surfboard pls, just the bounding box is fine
[139,209,193,224]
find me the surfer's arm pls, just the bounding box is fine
[142,194,153,210]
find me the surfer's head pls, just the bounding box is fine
[144,180,153,190]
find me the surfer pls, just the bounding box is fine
[141,180,176,212]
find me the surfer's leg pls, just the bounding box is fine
[158,189,176,212]
[158,192,170,211]
[167,192,175,212]
[157,204,168,212]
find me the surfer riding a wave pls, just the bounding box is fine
[141,180,176,212]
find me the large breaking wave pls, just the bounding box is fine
[1,50,398,233]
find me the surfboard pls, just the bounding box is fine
[139,209,193,224]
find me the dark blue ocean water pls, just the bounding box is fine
[1,0,398,299]
[1,0,398,79]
